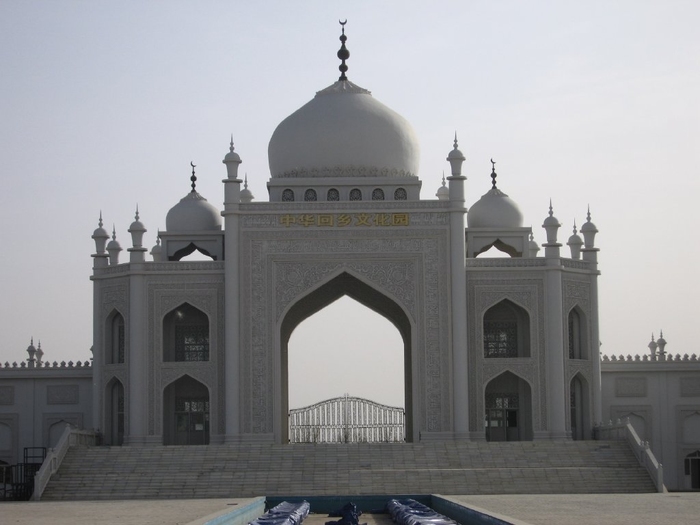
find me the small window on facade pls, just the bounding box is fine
[349,188,362,201]
[107,312,125,364]
[175,325,209,361]
[372,188,385,201]
[304,189,317,201]
[394,188,407,200]
[327,188,340,201]
[484,321,518,358]
[483,300,530,358]
[568,308,588,359]
[282,189,295,202]
[163,303,210,362]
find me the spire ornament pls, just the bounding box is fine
[490,158,497,189]
[337,20,350,81]
[190,161,197,192]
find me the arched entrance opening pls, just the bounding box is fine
[570,373,590,440]
[163,375,210,445]
[281,272,413,443]
[484,371,533,441]
[104,378,124,446]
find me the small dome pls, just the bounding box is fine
[106,237,121,251]
[166,192,222,231]
[567,225,583,247]
[436,174,449,200]
[468,188,524,228]
[268,80,420,179]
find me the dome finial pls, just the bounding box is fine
[490,158,497,189]
[337,20,350,81]
[135,204,139,221]
[190,161,197,192]
[244,173,249,190]
[98,211,104,228]
[229,135,234,153]
[549,198,554,217]
[453,132,458,149]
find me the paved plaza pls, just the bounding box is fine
[1,493,699,525]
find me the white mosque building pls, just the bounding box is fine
[1,24,699,492]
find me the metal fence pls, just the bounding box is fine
[289,394,405,443]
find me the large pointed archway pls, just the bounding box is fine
[280,271,413,443]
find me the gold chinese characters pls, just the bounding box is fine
[279,213,410,228]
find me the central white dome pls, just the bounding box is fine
[268,80,420,179]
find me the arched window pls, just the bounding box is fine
[568,307,589,359]
[372,188,385,201]
[106,311,125,364]
[483,300,530,358]
[281,189,295,202]
[327,188,340,201]
[163,303,209,362]
[349,188,362,201]
[304,189,317,202]
[394,188,407,200]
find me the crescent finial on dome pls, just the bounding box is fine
[190,161,197,192]
[490,158,497,189]
[337,20,350,81]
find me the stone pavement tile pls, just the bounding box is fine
[444,493,700,525]
[0,498,258,525]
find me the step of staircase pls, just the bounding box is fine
[41,440,657,500]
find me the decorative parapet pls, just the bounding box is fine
[1,360,91,369]
[465,258,547,268]
[594,418,665,493]
[602,353,699,363]
[31,425,96,500]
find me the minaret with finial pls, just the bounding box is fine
[128,205,147,263]
[445,132,469,437]
[337,20,350,81]
[542,199,562,258]
[92,212,110,268]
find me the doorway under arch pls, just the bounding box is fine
[484,371,533,441]
[280,272,413,443]
[163,375,210,445]
[570,373,590,440]
[104,378,124,446]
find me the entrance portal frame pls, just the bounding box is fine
[237,207,452,443]
[279,269,414,443]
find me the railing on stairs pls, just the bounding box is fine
[31,425,96,501]
[594,418,665,493]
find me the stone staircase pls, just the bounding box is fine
[41,440,656,500]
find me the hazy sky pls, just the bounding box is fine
[1,1,698,408]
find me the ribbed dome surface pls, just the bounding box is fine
[468,188,524,229]
[165,192,222,231]
[268,80,420,179]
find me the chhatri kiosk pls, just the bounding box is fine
[89,25,601,448]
